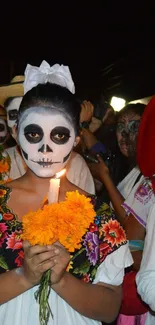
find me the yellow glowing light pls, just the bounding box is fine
[55,169,66,179]
[110,96,126,112]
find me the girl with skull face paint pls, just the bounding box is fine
[116,103,146,168]
[0,62,133,325]
[17,83,80,178]
[90,103,148,323]
[1,77,95,193]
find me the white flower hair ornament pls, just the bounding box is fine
[24,60,75,94]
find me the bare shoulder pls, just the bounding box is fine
[4,176,26,192]
[2,176,31,205]
[1,177,39,220]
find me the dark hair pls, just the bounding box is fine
[116,103,146,121]
[19,83,81,135]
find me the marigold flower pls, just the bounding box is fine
[22,191,96,253]
[22,190,96,325]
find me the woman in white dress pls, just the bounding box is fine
[0,62,132,325]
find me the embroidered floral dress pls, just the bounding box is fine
[0,185,132,325]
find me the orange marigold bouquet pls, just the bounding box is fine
[22,191,96,325]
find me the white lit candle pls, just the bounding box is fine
[48,178,60,204]
[48,169,66,204]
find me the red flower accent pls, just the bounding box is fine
[6,231,23,250]
[3,213,14,221]
[15,250,24,267]
[82,274,90,283]
[0,223,8,247]
[89,223,98,233]
[102,219,126,247]
[99,242,112,263]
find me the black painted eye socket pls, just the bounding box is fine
[8,109,18,121]
[50,127,70,144]
[0,124,5,132]
[24,124,43,144]
[116,123,125,132]
[128,120,140,133]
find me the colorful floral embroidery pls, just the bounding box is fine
[15,250,24,267]
[135,178,154,204]
[0,223,8,247]
[6,231,23,250]
[99,242,112,263]
[0,146,11,184]
[69,202,127,282]
[84,232,99,266]
[3,213,14,221]
[0,185,23,272]
[102,219,126,247]
[0,189,7,198]
[0,186,127,284]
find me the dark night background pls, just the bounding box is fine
[0,2,155,103]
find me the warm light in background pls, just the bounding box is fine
[129,96,152,105]
[110,96,126,112]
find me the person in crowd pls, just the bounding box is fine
[87,103,148,324]
[122,97,155,325]
[0,71,95,194]
[0,61,132,325]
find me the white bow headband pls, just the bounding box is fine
[24,60,75,95]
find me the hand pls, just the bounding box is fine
[50,242,70,285]
[88,155,109,181]
[23,240,57,286]
[80,100,94,123]
[89,117,102,133]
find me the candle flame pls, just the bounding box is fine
[55,169,66,179]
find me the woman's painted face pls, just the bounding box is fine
[0,118,8,145]
[18,108,76,177]
[6,97,22,139]
[116,112,141,158]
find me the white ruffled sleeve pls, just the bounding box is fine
[122,177,155,228]
[66,152,95,195]
[93,242,133,286]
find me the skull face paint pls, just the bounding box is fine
[18,108,76,177]
[0,118,8,144]
[6,97,22,139]
[116,112,141,158]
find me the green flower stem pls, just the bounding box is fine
[35,269,53,325]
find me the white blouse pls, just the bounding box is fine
[0,243,132,325]
[136,203,155,325]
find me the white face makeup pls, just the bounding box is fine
[18,108,76,177]
[6,97,22,138]
[0,118,8,144]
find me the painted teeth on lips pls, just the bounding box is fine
[31,159,61,167]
